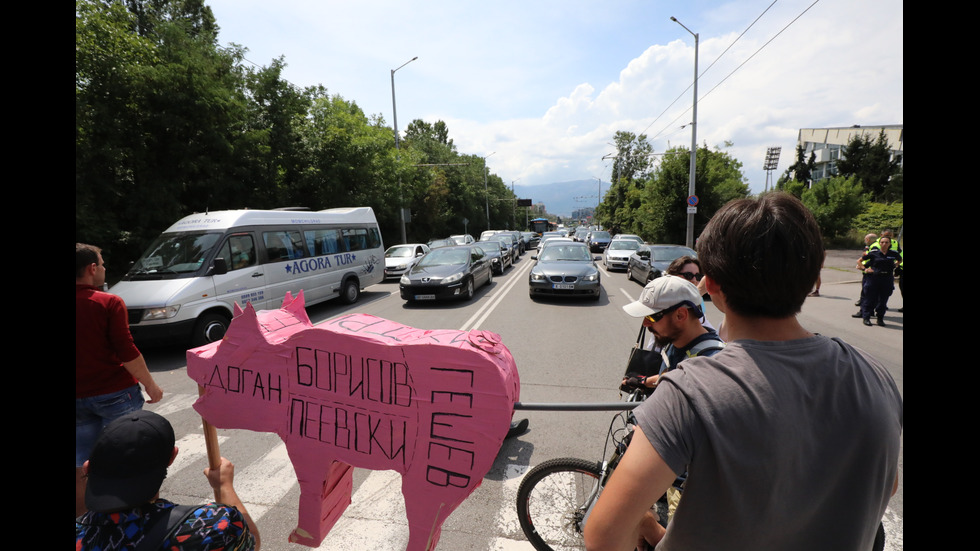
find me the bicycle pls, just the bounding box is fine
[515,386,665,551]
[514,383,887,551]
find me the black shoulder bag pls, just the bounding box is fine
[621,325,664,390]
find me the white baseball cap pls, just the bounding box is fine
[623,275,703,318]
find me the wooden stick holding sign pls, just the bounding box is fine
[198,385,222,502]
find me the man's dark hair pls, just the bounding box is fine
[666,255,701,276]
[76,243,101,279]
[696,193,823,318]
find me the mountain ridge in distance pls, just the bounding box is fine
[513,179,607,220]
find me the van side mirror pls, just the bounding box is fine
[210,257,229,276]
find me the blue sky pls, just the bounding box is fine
[206,0,902,196]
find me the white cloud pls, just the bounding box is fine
[208,0,902,195]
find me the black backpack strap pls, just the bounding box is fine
[135,504,199,551]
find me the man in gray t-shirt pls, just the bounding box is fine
[584,193,902,551]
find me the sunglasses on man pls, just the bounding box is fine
[646,304,682,323]
[645,300,701,323]
[678,271,703,282]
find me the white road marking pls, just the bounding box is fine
[461,259,532,332]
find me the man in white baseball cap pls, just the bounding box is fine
[622,275,725,388]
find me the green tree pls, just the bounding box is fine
[76,0,245,268]
[597,131,653,233]
[800,176,868,239]
[292,94,406,242]
[231,59,315,209]
[835,130,901,201]
[638,144,750,243]
[76,0,157,255]
[777,144,815,197]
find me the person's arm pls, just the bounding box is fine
[122,354,163,403]
[584,426,678,551]
[205,457,261,550]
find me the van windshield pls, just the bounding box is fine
[124,232,222,279]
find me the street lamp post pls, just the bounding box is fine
[391,56,418,244]
[671,16,698,249]
[511,178,521,230]
[484,151,495,231]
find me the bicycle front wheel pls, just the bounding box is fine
[516,457,602,551]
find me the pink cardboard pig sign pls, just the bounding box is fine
[187,291,520,550]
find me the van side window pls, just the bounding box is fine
[366,228,382,249]
[342,228,370,252]
[304,229,346,255]
[263,230,306,261]
[220,234,256,271]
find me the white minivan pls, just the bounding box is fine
[110,207,384,347]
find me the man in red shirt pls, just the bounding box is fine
[76,243,163,516]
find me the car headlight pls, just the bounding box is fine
[443,272,464,284]
[529,271,546,282]
[400,274,411,285]
[142,305,180,321]
[583,271,599,282]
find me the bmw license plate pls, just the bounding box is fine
[414,294,436,300]
[553,284,574,290]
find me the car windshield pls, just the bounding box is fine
[417,248,469,267]
[385,246,415,258]
[652,246,695,261]
[125,231,222,278]
[539,245,592,262]
[475,244,497,255]
[608,240,640,250]
[591,231,611,240]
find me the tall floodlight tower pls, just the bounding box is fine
[764,147,781,192]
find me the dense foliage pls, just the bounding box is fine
[76,0,517,275]
[597,136,751,244]
[800,176,868,239]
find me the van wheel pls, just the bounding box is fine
[340,278,360,304]
[191,312,230,348]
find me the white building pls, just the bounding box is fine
[797,125,903,181]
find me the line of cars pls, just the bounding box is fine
[385,228,697,306]
[387,229,534,303]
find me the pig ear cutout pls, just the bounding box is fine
[227,301,263,341]
[282,290,313,327]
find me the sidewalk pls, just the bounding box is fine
[820,249,865,285]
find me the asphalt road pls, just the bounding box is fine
[137,249,903,550]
